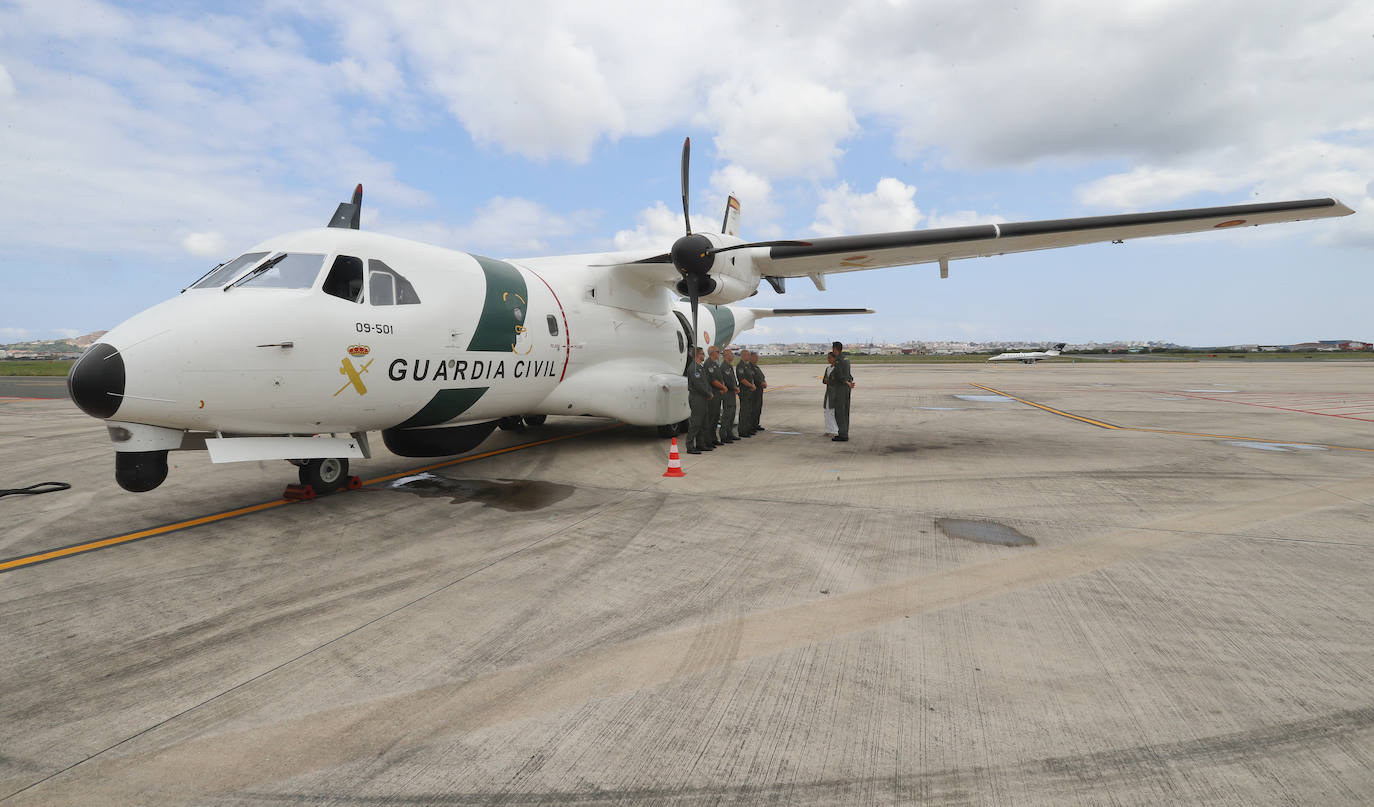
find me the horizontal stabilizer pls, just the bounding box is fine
[750,307,874,318]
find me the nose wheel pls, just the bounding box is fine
[298,457,349,494]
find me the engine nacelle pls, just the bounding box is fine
[699,274,756,305]
[698,244,761,305]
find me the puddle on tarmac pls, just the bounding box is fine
[1224,441,1327,453]
[389,473,574,511]
[954,394,1013,403]
[936,517,1036,547]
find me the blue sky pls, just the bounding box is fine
[2,0,1371,346]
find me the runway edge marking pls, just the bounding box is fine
[970,383,1374,453]
[0,423,620,574]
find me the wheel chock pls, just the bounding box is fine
[346,475,363,490]
[283,483,316,501]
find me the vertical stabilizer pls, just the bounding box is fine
[721,195,741,236]
[328,184,363,230]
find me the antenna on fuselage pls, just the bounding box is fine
[328,184,363,230]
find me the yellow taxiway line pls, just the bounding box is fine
[0,423,621,574]
[970,382,1374,454]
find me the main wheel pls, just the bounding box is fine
[522,415,547,427]
[299,457,349,494]
[497,415,525,431]
[656,423,677,438]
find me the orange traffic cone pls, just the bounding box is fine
[662,437,686,477]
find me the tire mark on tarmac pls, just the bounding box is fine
[8,475,1372,805]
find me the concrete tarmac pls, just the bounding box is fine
[1,362,1372,805]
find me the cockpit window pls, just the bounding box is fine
[189,251,269,289]
[367,259,421,305]
[238,253,326,289]
[323,255,364,302]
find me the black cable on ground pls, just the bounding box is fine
[0,482,71,498]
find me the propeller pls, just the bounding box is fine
[668,137,810,349]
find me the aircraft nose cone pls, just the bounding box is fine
[67,343,125,419]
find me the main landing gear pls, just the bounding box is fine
[286,457,362,500]
[656,420,688,438]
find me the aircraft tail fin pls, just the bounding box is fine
[1049,342,1066,355]
[328,184,363,230]
[721,195,741,236]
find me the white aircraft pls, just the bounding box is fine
[988,343,1067,363]
[67,139,1353,493]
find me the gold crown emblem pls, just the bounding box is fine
[348,345,370,357]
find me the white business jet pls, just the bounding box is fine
[67,139,1353,493]
[988,343,1067,363]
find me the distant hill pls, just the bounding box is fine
[0,331,107,358]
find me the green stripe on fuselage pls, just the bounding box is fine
[708,304,735,347]
[469,255,530,352]
[394,387,488,429]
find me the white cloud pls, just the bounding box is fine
[708,78,857,179]
[1077,166,1235,209]
[612,201,685,253]
[182,231,228,257]
[54,328,84,339]
[709,164,779,232]
[0,327,31,340]
[391,196,599,256]
[811,178,922,236]
[0,64,14,98]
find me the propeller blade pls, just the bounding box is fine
[687,273,699,350]
[680,137,692,236]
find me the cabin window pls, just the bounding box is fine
[367,260,421,305]
[190,251,269,289]
[238,253,326,289]
[677,330,684,354]
[546,314,558,336]
[323,255,365,302]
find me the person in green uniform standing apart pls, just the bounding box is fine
[718,347,740,442]
[686,347,714,453]
[827,341,854,441]
[736,349,757,436]
[749,349,767,433]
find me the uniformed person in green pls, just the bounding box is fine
[827,340,855,441]
[686,347,713,453]
[705,345,726,446]
[749,350,768,433]
[736,349,756,436]
[718,347,740,442]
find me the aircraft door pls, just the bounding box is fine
[673,310,694,373]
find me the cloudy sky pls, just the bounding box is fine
[2,0,1371,346]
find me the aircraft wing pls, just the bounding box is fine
[754,198,1354,279]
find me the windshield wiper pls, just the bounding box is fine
[182,261,226,294]
[224,253,286,291]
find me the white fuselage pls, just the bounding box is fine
[97,228,736,441]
